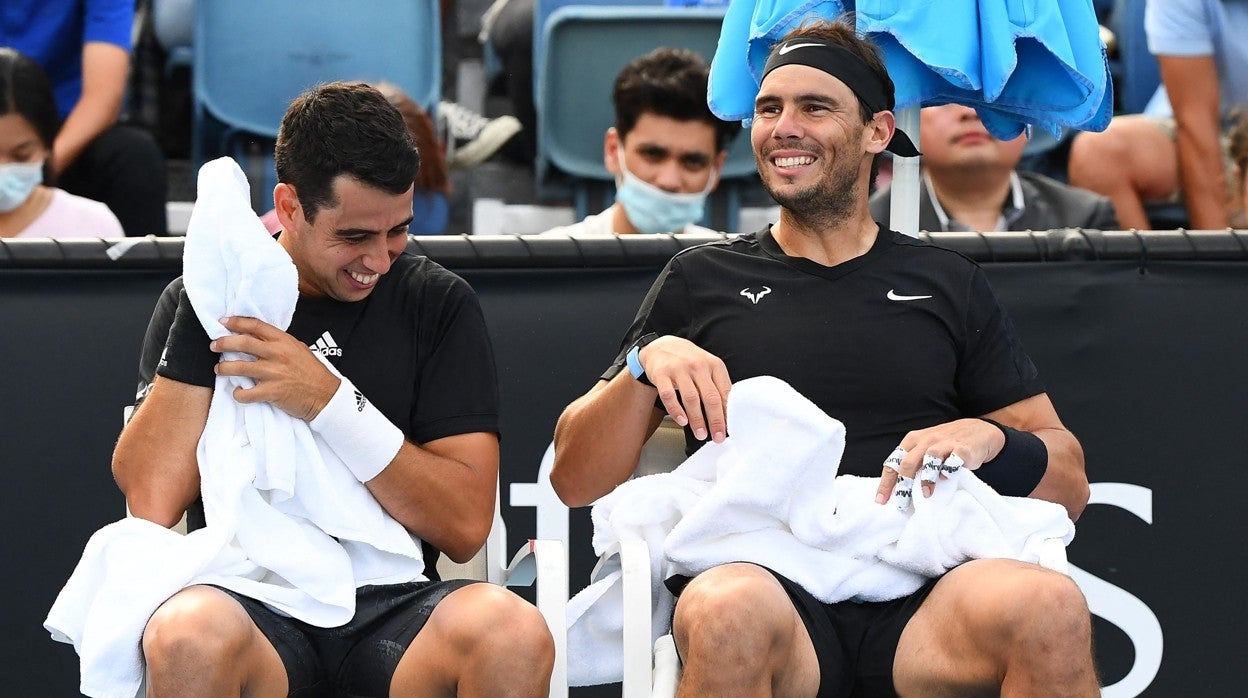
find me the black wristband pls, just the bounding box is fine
[977,418,1048,497]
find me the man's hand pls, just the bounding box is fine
[210,316,340,421]
[875,418,1005,507]
[638,335,732,443]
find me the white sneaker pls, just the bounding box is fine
[439,101,522,169]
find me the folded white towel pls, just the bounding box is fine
[44,158,426,698]
[566,375,1074,686]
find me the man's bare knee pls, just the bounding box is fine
[441,585,552,661]
[141,585,284,698]
[396,584,553,696]
[1069,118,1175,196]
[1011,570,1092,650]
[143,588,255,668]
[672,565,795,663]
[670,565,819,697]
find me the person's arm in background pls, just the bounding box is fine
[1144,0,1228,229]
[51,40,127,176]
[1159,53,1228,229]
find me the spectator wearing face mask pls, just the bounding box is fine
[0,47,122,239]
[541,48,738,236]
[2,0,168,236]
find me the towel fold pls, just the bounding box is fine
[45,158,425,698]
[566,375,1074,686]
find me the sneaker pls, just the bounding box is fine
[439,101,523,169]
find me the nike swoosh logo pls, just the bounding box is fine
[887,290,933,301]
[778,42,823,55]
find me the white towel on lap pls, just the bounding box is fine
[44,158,425,698]
[566,375,1074,686]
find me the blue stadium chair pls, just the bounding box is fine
[192,0,441,209]
[532,0,663,94]
[152,0,193,78]
[535,5,757,228]
[1109,0,1160,115]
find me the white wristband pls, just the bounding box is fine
[309,376,404,483]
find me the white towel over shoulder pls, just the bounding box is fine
[45,158,425,698]
[566,375,1074,685]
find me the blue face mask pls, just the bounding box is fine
[614,150,717,234]
[0,161,44,213]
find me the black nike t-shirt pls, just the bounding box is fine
[604,227,1044,477]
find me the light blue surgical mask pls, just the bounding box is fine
[615,149,718,234]
[0,161,44,212]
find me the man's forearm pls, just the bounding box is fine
[551,373,664,507]
[365,433,499,564]
[112,378,208,528]
[1160,54,1226,229]
[52,41,128,175]
[1175,123,1229,229]
[1028,427,1089,522]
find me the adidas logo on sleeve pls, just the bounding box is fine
[309,331,343,357]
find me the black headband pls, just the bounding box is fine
[762,39,920,157]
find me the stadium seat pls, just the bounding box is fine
[1108,0,1160,115]
[532,0,665,93]
[534,5,756,228]
[192,0,441,208]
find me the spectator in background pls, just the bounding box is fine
[871,103,1118,232]
[1068,0,1248,230]
[262,81,452,235]
[0,47,122,238]
[480,0,537,165]
[541,48,737,236]
[1,0,168,236]
[1231,113,1248,224]
[150,0,517,173]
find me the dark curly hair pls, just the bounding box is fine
[275,81,420,222]
[613,48,738,152]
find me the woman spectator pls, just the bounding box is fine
[0,47,123,239]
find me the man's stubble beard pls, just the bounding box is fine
[760,152,863,230]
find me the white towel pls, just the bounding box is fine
[44,158,426,698]
[566,375,1074,686]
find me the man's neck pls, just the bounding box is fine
[771,205,880,267]
[610,203,640,234]
[925,166,1014,232]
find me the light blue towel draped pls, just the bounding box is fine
[709,0,851,122]
[707,0,1112,139]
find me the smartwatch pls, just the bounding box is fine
[625,332,659,386]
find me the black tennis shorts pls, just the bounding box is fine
[667,566,939,697]
[217,579,476,697]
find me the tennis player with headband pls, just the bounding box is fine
[551,18,1097,697]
